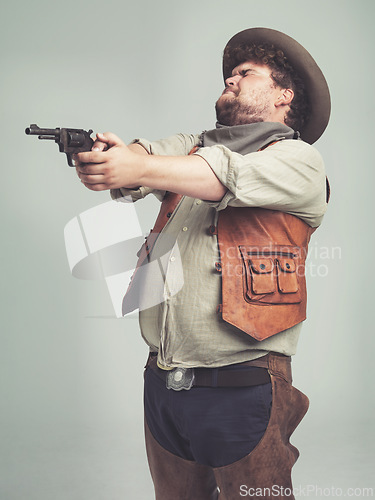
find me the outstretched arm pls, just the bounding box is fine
[75,132,226,202]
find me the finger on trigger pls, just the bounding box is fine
[91,141,106,152]
[76,150,104,165]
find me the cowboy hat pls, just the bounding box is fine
[223,28,331,143]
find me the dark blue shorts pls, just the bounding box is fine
[144,365,272,468]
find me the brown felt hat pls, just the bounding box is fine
[223,27,331,144]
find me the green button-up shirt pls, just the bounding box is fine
[111,133,327,368]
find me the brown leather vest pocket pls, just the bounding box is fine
[239,245,302,305]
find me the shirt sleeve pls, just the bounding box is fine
[132,133,201,156]
[194,139,327,228]
[110,185,165,202]
[110,133,202,202]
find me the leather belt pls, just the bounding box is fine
[146,353,271,388]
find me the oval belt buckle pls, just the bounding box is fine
[166,367,195,391]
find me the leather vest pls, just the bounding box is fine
[122,147,328,341]
[122,191,317,341]
[216,207,315,340]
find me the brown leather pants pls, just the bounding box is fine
[145,353,309,500]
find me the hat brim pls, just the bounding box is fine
[223,28,331,144]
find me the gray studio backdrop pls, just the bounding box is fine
[1,0,374,498]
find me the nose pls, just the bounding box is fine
[225,74,241,87]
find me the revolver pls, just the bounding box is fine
[25,124,94,167]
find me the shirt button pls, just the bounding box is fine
[182,226,188,232]
[195,200,202,205]
[170,256,175,262]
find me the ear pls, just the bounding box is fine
[275,88,294,108]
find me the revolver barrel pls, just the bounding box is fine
[25,124,60,137]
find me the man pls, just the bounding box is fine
[75,28,330,500]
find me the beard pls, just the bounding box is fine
[215,89,274,126]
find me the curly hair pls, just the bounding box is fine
[223,43,311,132]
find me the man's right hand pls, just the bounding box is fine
[74,132,149,190]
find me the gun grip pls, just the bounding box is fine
[66,153,75,167]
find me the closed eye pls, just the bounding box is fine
[239,68,256,77]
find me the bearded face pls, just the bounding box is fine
[215,62,282,126]
[215,88,276,126]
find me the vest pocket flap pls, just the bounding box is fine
[277,258,298,293]
[277,258,296,273]
[248,258,276,295]
[249,257,274,274]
